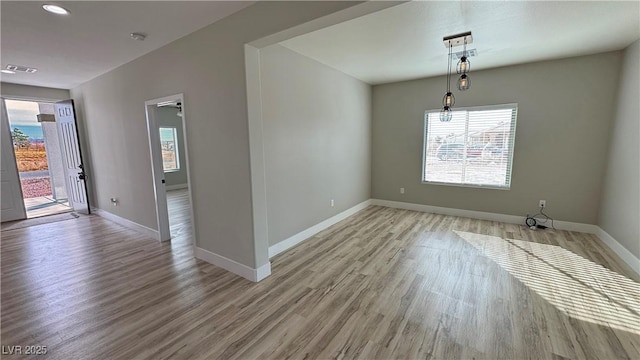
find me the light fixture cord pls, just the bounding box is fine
[463,37,467,59]
[447,41,452,93]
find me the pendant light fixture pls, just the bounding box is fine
[439,31,473,122]
[456,38,470,75]
[458,73,470,91]
[457,36,471,91]
[440,41,454,122]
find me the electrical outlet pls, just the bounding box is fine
[400,187,405,194]
[330,199,334,207]
[110,197,118,206]
[539,200,546,208]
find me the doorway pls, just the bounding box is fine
[145,94,195,244]
[4,99,71,218]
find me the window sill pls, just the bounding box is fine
[421,181,510,191]
[163,169,181,173]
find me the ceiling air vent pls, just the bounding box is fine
[6,64,38,73]
[451,49,477,60]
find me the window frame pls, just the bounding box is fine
[421,103,518,190]
[159,126,180,173]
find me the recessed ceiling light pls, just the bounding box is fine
[42,4,69,15]
[1,69,16,74]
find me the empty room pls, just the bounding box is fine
[1,1,638,359]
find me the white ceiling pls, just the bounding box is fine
[281,1,640,85]
[1,1,253,89]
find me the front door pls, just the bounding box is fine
[55,100,90,215]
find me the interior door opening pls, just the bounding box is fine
[145,94,195,246]
[4,99,71,219]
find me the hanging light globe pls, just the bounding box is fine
[440,106,452,122]
[457,56,470,74]
[442,91,455,107]
[458,74,471,91]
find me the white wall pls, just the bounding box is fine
[1,82,70,101]
[371,52,622,224]
[599,40,640,259]
[259,44,371,246]
[69,1,359,271]
[157,107,187,187]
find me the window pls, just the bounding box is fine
[159,127,179,172]
[422,103,517,189]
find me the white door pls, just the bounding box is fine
[145,100,171,241]
[0,99,27,222]
[55,100,90,215]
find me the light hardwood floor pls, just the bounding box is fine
[167,188,192,242]
[1,192,639,359]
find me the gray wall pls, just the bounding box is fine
[260,45,371,246]
[157,107,187,187]
[69,1,358,269]
[372,51,622,224]
[1,82,70,101]
[599,40,640,259]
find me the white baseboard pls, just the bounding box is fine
[96,198,639,278]
[255,262,272,282]
[371,199,597,233]
[94,208,160,240]
[595,227,640,275]
[166,183,188,191]
[268,199,372,258]
[194,246,271,282]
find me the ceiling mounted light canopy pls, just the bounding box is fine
[442,32,473,48]
[42,4,69,15]
[439,31,474,122]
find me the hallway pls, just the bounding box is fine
[167,188,192,242]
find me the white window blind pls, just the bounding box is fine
[422,103,517,189]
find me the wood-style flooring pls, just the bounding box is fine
[1,191,639,359]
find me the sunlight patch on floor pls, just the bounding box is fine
[454,230,640,335]
[24,196,71,218]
